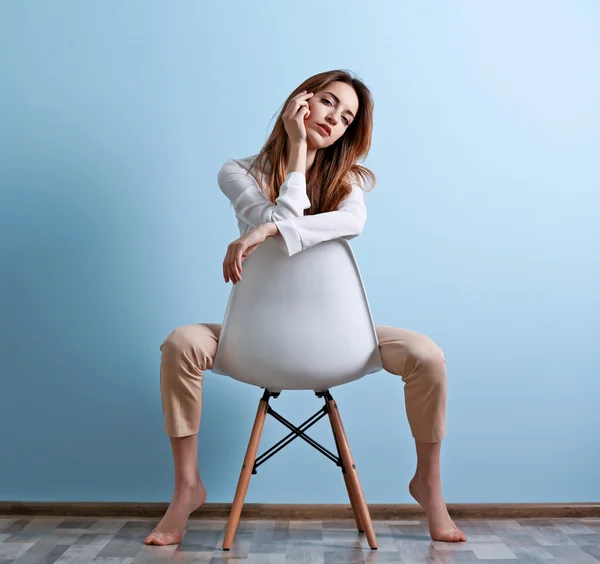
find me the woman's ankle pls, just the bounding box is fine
[174,476,203,492]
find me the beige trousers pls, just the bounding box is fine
[159,324,447,443]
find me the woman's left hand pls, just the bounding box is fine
[223,224,274,284]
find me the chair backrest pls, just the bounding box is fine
[212,237,382,392]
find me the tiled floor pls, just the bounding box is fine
[1,516,600,563]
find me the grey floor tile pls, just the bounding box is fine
[92,559,135,564]
[546,544,600,563]
[551,520,599,535]
[580,544,600,561]
[486,520,525,533]
[522,525,579,546]
[2,515,600,563]
[176,528,223,552]
[469,542,517,559]
[130,544,178,563]
[55,520,93,530]
[569,533,600,546]
[510,545,555,561]
[0,542,35,561]
[392,539,440,563]
[0,520,17,533]
[323,544,366,563]
[1,522,28,536]
[10,537,69,564]
[246,554,288,564]
[502,532,545,547]
[434,552,480,564]
[87,521,127,535]
[286,541,325,563]
[171,552,213,563]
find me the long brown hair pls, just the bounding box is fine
[247,69,376,215]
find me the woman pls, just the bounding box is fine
[145,69,467,546]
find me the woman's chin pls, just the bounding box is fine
[307,127,327,147]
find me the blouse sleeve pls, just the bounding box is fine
[217,158,311,225]
[217,158,367,257]
[273,180,367,256]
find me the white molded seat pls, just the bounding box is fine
[212,237,382,392]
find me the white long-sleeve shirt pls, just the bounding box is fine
[217,153,367,256]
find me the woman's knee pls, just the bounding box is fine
[418,337,446,366]
[378,326,446,383]
[161,325,196,352]
[160,324,219,372]
[414,338,447,388]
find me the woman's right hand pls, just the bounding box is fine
[282,90,314,144]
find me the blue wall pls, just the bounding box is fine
[1,1,598,504]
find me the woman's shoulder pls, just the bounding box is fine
[220,153,261,171]
[217,153,267,197]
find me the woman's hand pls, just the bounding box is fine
[282,90,314,143]
[223,224,277,284]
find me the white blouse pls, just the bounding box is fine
[217,153,367,257]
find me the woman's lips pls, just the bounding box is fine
[316,124,330,136]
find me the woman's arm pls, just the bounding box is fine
[218,157,367,257]
[274,182,367,256]
[217,157,310,225]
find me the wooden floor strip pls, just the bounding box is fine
[1,501,599,519]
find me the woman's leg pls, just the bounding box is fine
[145,323,222,546]
[375,325,467,543]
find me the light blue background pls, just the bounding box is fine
[1,1,599,504]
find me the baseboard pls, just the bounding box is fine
[1,502,599,520]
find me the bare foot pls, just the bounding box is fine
[409,474,467,542]
[144,479,207,546]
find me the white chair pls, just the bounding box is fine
[212,236,382,550]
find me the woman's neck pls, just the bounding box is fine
[306,146,316,173]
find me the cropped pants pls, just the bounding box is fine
[159,324,447,443]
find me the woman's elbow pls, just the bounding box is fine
[344,212,366,240]
[354,210,367,236]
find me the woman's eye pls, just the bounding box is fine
[323,99,349,125]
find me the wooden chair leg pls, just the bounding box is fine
[343,469,365,532]
[326,397,378,549]
[331,422,364,532]
[222,397,269,550]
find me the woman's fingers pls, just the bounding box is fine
[224,245,235,283]
[295,95,312,118]
[223,248,230,283]
[237,246,244,278]
[284,91,313,119]
[224,230,266,284]
[229,244,239,283]
[298,100,309,119]
[227,256,238,284]
[224,242,243,284]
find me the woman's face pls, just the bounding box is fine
[305,81,359,148]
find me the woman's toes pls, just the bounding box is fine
[144,532,161,545]
[144,527,158,542]
[431,528,467,542]
[451,526,467,542]
[144,531,182,546]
